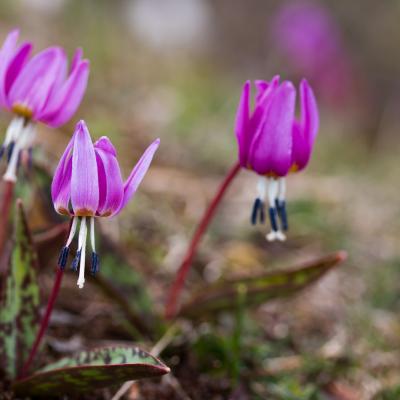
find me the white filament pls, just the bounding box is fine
[3,117,23,147]
[66,217,78,247]
[90,217,96,252]
[77,217,88,289]
[256,177,267,201]
[3,121,36,182]
[267,178,279,208]
[278,178,286,202]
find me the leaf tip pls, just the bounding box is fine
[335,250,348,263]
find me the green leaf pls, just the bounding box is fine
[0,199,40,379]
[13,345,170,396]
[178,251,347,319]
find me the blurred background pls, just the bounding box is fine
[2,0,400,398]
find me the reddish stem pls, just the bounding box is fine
[165,161,241,319]
[0,180,15,256]
[20,219,72,378]
[20,268,64,378]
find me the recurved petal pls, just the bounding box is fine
[4,42,32,96]
[249,81,296,176]
[254,80,268,102]
[299,79,319,145]
[94,136,117,156]
[94,138,124,216]
[70,48,83,72]
[71,120,99,216]
[8,46,66,116]
[235,80,250,166]
[291,121,311,171]
[114,138,160,215]
[39,60,89,127]
[0,30,20,107]
[51,135,74,215]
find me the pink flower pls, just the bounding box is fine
[235,76,319,241]
[272,1,353,104]
[52,120,159,288]
[0,29,89,182]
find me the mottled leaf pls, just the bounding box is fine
[0,199,40,378]
[13,345,170,396]
[178,251,347,319]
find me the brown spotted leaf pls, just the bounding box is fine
[0,199,40,379]
[178,251,347,319]
[13,345,170,396]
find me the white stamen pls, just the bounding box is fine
[90,217,96,252]
[3,118,23,147]
[278,178,286,201]
[77,217,88,289]
[66,217,78,247]
[267,178,278,208]
[266,178,286,242]
[256,177,267,201]
[3,121,36,182]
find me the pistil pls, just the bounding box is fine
[276,178,288,231]
[266,178,286,241]
[76,217,88,289]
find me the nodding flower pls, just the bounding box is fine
[51,120,160,289]
[0,29,89,182]
[235,76,319,241]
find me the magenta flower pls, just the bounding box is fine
[271,1,352,104]
[0,29,89,182]
[235,76,319,241]
[51,120,159,289]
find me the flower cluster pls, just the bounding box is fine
[0,30,89,182]
[52,120,159,288]
[0,27,320,292]
[235,76,319,241]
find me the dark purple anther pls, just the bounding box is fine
[58,246,70,269]
[268,207,278,232]
[90,252,99,275]
[71,250,81,272]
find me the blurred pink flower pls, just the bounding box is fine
[272,1,352,104]
[0,29,89,182]
[52,120,159,288]
[235,76,318,241]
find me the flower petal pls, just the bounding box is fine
[51,135,74,215]
[291,80,319,171]
[299,79,319,145]
[291,121,310,171]
[39,59,89,127]
[0,30,20,107]
[249,81,296,176]
[235,80,250,166]
[8,46,66,117]
[254,75,280,103]
[71,120,99,216]
[94,137,124,216]
[248,75,280,139]
[254,80,269,102]
[95,135,117,156]
[70,48,83,73]
[4,42,32,96]
[115,138,160,215]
